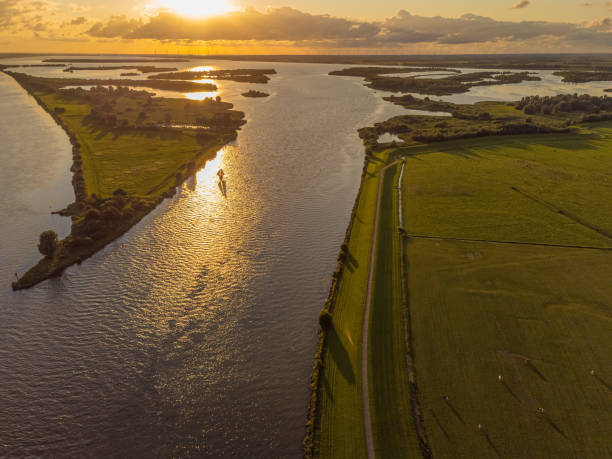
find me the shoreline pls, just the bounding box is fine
[7,71,234,290]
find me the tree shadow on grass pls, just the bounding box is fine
[328,325,355,385]
[345,249,359,273]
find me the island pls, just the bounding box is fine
[553,70,612,83]
[241,90,269,98]
[147,68,277,84]
[5,71,245,290]
[330,67,541,95]
[63,66,178,73]
[43,58,190,63]
[307,92,612,458]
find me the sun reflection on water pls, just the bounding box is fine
[184,91,219,101]
[188,66,216,72]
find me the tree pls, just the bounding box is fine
[318,309,333,331]
[38,230,58,258]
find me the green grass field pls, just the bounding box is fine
[399,124,612,246]
[317,122,612,458]
[37,91,226,198]
[407,239,612,458]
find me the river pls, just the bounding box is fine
[0,58,410,457]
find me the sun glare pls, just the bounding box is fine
[156,0,235,18]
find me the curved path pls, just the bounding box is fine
[361,159,402,459]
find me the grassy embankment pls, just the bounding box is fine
[314,114,612,457]
[313,152,383,459]
[8,72,245,289]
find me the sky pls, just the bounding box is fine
[1,0,612,54]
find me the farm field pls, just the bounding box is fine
[407,238,612,458]
[399,122,612,457]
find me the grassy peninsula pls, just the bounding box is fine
[7,71,245,290]
[309,94,612,458]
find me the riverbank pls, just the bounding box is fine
[7,71,244,290]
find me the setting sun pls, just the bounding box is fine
[155,0,235,18]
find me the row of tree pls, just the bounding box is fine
[516,93,612,115]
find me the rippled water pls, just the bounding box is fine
[0,58,408,457]
[0,56,608,457]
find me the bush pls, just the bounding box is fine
[85,208,102,221]
[122,206,134,220]
[318,310,333,331]
[102,206,121,222]
[38,230,58,257]
[69,236,93,248]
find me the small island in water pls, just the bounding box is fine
[241,90,270,98]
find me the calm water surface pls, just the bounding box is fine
[0,57,608,457]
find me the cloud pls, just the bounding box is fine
[511,0,531,9]
[87,15,142,38]
[87,7,379,42]
[0,0,50,30]
[71,16,87,26]
[586,17,612,29]
[85,7,612,49]
[5,5,612,52]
